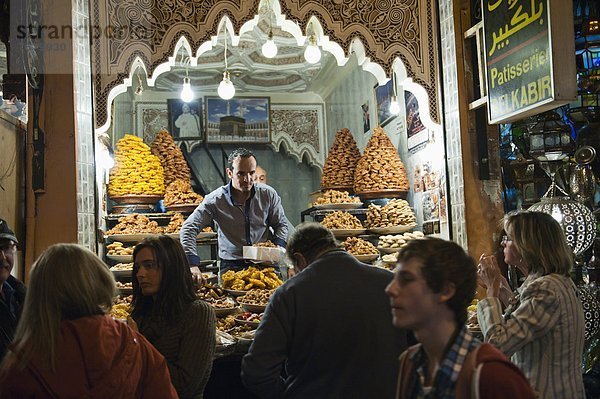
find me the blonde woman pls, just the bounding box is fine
[0,244,178,398]
[477,211,585,398]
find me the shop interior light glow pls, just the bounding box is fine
[180,76,194,102]
[389,95,401,115]
[389,71,401,115]
[218,71,235,100]
[262,30,278,58]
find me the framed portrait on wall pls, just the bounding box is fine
[361,102,371,133]
[405,91,428,152]
[167,99,203,141]
[374,79,396,127]
[205,96,270,143]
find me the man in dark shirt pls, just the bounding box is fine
[241,222,407,398]
[0,219,26,359]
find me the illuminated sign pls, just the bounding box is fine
[483,0,576,123]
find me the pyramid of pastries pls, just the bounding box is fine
[354,127,409,192]
[108,134,164,197]
[366,199,416,228]
[321,128,362,189]
[150,130,191,187]
[163,180,204,207]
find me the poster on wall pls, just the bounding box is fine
[404,91,428,153]
[404,116,449,239]
[167,99,203,141]
[374,80,397,127]
[205,97,271,143]
[361,102,371,133]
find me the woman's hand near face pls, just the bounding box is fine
[477,254,504,298]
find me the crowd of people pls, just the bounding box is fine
[0,152,590,398]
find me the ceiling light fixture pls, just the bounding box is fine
[180,75,194,102]
[304,34,321,64]
[261,2,278,58]
[262,30,278,58]
[218,27,236,100]
[389,71,401,115]
[179,55,195,102]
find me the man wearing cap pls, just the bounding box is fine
[0,219,26,360]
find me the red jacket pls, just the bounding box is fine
[0,315,178,398]
[397,343,535,399]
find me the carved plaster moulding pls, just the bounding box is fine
[92,0,441,136]
[270,103,326,170]
[134,102,169,144]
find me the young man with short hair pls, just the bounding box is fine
[386,237,535,398]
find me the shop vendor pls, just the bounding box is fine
[180,148,288,273]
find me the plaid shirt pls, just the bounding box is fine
[409,326,481,399]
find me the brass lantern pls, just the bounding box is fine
[528,111,574,160]
[528,196,596,256]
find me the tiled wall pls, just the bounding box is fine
[325,62,378,151]
[73,0,97,251]
[438,0,468,249]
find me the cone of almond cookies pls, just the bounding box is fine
[353,127,409,194]
[321,128,362,190]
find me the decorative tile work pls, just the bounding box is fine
[133,102,169,144]
[270,104,326,169]
[438,0,467,249]
[73,0,97,252]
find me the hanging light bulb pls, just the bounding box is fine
[262,30,278,58]
[388,71,400,115]
[304,34,321,64]
[218,28,236,100]
[218,71,235,100]
[180,76,194,102]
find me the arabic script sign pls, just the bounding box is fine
[483,0,575,123]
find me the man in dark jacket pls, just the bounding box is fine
[241,222,407,398]
[0,219,26,359]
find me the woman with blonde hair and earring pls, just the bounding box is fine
[477,211,585,398]
[0,243,178,398]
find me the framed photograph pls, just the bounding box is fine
[405,91,429,152]
[361,102,371,133]
[167,99,203,141]
[205,97,271,143]
[374,80,396,127]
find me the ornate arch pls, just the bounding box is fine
[91,0,440,130]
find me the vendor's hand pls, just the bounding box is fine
[127,316,139,332]
[190,266,204,287]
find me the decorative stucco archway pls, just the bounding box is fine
[91,0,441,133]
